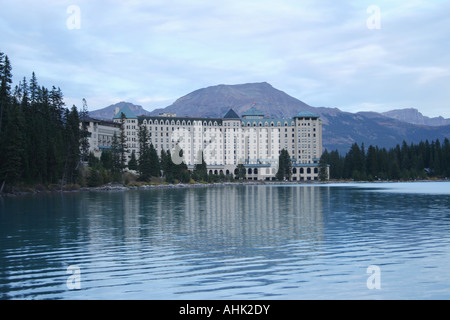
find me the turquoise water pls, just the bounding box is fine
[1,182,449,300]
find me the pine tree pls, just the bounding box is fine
[79,98,90,162]
[128,150,138,171]
[0,53,13,136]
[100,150,113,171]
[318,154,329,181]
[149,144,161,177]
[111,132,121,174]
[62,106,81,185]
[0,96,25,190]
[276,149,292,181]
[193,150,208,182]
[137,125,152,181]
[236,163,246,180]
[119,112,128,170]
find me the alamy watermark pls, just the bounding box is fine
[367,5,381,30]
[66,265,81,290]
[66,5,81,30]
[366,265,381,290]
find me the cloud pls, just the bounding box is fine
[1,0,449,117]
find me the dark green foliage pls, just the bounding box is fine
[128,150,138,171]
[0,52,87,191]
[276,149,292,181]
[88,152,99,167]
[321,139,450,181]
[79,98,90,162]
[111,132,122,174]
[192,151,207,182]
[318,155,329,181]
[137,125,160,181]
[87,167,102,187]
[236,163,246,180]
[119,112,128,170]
[100,150,113,170]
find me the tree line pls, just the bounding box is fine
[0,52,83,192]
[321,139,450,181]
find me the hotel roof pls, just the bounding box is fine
[223,109,241,119]
[295,111,320,118]
[242,107,264,117]
[113,105,137,119]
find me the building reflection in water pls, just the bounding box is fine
[83,185,326,261]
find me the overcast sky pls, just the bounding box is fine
[1,0,449,117]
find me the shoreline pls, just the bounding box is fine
[1,178,448,197]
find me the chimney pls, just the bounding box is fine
[114,107,120,116]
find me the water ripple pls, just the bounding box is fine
[1,183,450,299]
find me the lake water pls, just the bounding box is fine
[1,182,450,300]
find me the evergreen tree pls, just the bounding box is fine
[87,167,102,187]
[236,163,246,180]
[79,98,90,162]
[137,125,152,181]
[128,150,138,171]
[149,144,161,177]
[193,150,208,182]
[111,132,122,174]
[0,53,13,136]
[318,154,329,181]
[119,112,128,170]
[366,145,378,180]
[100,150,113,171]
[0,99,25,189]
[276,149,292,181]
[62,106,81,185]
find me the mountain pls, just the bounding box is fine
[91,83,450,153]
[89,101,152,120]
[149,82,315,118]
[382,108,450,127]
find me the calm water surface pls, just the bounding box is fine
[1,182,449,300]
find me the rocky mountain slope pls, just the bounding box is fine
[382,108,450,127]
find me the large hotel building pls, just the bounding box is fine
[83,106,326,181]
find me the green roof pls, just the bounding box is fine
[295,111,319,118]
[113,105,137,119]
[242,107,264,117]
